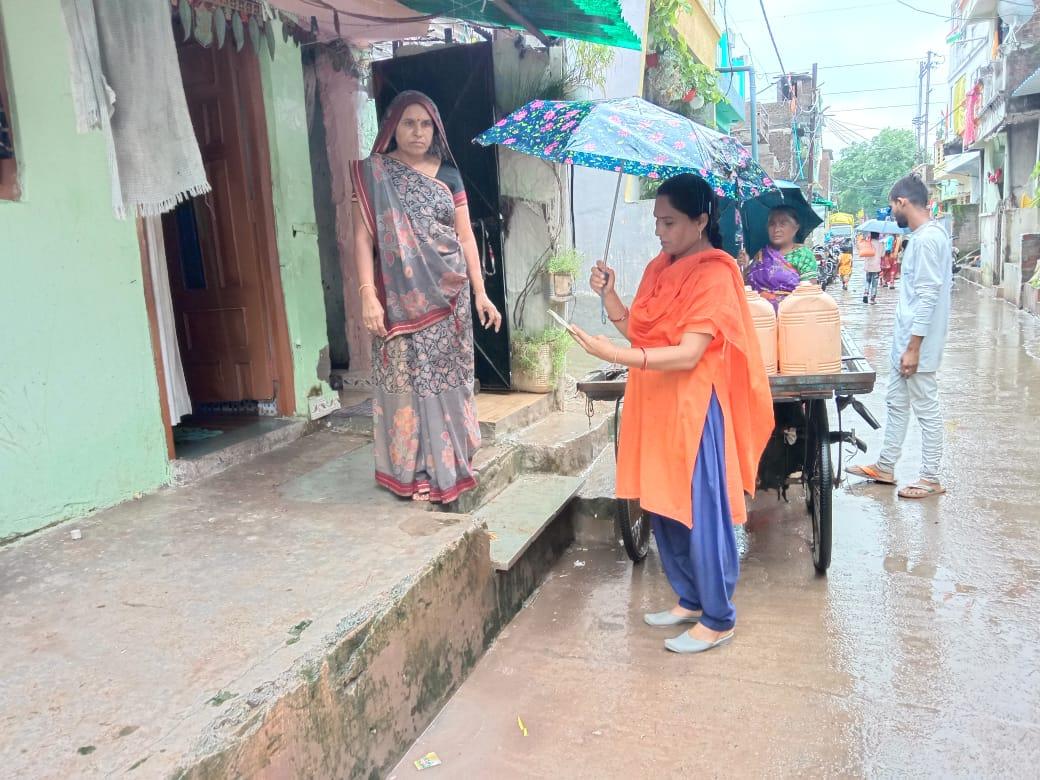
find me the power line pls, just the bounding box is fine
[894,0,956,19]
[733,2,899,21]
[757,0,787,73]
[825,85,920,95]
[829,103,920,111]
[765,57,927,76]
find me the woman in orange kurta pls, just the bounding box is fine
[572,174,774,654]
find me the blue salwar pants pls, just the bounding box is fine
[649,391,739,632]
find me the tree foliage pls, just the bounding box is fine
[831,128,917,215]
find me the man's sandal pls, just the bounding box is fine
[898,481,946,500]
[847,464,897,485]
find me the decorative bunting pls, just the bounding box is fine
[231,10,245,51]
[178,0,193,42]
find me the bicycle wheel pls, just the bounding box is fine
[806,400,833,574]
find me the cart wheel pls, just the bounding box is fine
[613,399,651,563]
[806,400,833,573]
[618,498,652,562]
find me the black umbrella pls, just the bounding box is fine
[719,180,823,258]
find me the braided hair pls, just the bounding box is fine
[656,174,723,249]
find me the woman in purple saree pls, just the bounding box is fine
[350,92,502,503]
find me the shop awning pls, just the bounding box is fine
[935,151,981,180]
[1013,65,1040,98]
[397,0,642,50]
[268,0,431,44]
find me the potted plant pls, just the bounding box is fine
[547,247,583,299]
[511,328,570,394]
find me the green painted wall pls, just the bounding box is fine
[259,27,336,415]
[0,0,170,540]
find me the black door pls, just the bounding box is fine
[373,43,511,390]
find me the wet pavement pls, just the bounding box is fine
[395,280,1040,777]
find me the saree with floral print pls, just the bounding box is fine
[349,93,480,503]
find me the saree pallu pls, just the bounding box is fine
[746,246,801,312]
[351,154,479,502]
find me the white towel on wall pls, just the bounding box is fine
[61,0,210,218]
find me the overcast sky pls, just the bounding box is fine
[724,0,953,153]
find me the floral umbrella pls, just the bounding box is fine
[474,96,774,202]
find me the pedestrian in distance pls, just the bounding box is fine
[848,174,952,499]
[838,248,853,290]
[859,231,883,304]
[350,91,502,504]
[569,174,774,655]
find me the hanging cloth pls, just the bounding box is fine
[61,0,210,218]
[145,216,193,422]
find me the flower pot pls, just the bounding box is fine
[512,343,555,394]
[550,272,575,298]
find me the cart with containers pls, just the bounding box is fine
[577,332,878,574]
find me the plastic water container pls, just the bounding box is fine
[778,282,842,375]
[744,286,778,376]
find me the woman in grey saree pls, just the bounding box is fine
[350,91,502,503]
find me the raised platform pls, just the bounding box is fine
[1,399,614,778]
[327,389,555,443]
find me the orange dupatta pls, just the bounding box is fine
[616,249,774,527]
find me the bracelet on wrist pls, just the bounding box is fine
[608,307,629,323]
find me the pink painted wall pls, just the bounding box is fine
[313,54,372,377]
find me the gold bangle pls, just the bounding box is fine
[359,283,376,295]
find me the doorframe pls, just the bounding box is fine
[137,219,177,461]
[139,41,298,458]
[235,48,296,418]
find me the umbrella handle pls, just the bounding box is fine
[600,171,623,324]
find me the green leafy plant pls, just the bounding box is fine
[832,128,917,214]
[572,42,616,96]
[646,0,723,107]
[511,328,570,380]
[648,0,692,50]
[547,246,584,276]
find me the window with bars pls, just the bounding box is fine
[0,31,18,201]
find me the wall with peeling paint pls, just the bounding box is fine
[0,0,170,540]
[259,27,338,414]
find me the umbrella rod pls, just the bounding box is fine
[600,171,623,324]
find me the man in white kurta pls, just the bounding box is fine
[850,175,952,499]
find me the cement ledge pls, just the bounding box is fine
[174,512,575,780]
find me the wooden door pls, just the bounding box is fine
[163,41,275,403]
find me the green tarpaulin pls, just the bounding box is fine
[399,0,642,50]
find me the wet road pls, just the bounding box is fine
[394,280,1040,778]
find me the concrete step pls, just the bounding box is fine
[476,391,556,442]
[475,474,584,571]
[507,406,613,476]
[324,391,557,444]
[446,406,613,516]
[448,440,523,515]
[169,419,310,487]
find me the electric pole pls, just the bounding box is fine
[916,59,925,161]
[807,63,818,198]
[923,50,934,164]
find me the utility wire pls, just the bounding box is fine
[826,85,920,95]
[757,0,787,73]
[828,102,920,111]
